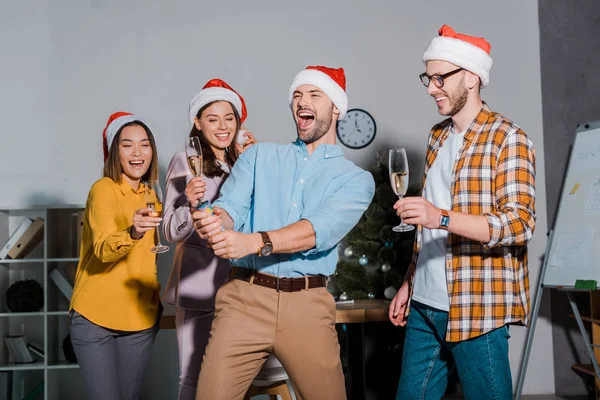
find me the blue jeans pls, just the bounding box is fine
[396,301,512,400]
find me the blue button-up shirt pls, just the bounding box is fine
[214,139,375,277]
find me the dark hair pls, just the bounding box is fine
[103,121,159,183]
[189,100,241,178]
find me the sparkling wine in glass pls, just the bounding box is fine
[389,148,414,232]
[185,136,203,178]
[145,180,170,254]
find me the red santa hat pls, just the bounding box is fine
[423,25,493,87]
[102,111,147,160]
[188,79,247,125]
[289,66,348,120]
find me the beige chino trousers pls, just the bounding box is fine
[195,277,346,400]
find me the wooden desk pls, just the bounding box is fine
[160,299,391,400]
[335,299,390,323]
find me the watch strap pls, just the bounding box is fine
[259,231,272,245]
[257,231,272,256]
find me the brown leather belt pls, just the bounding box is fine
[229,267,327,292]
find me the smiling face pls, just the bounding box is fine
[425,60,469,117]
[291,84,338,144]
[194,101,239,152]
[118,124,153,186]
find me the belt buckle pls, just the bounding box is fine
[276,276,284,292]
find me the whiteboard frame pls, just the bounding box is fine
[542,120,600,286]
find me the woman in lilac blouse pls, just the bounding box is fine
[162,79,256,400]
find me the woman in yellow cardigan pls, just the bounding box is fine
[69,111,163,400]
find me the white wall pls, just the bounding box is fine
[0,0,552,396]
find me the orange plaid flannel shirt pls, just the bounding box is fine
[406,104,536,342]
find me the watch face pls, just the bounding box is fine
[260,244,273,257]
[440,215,450,228]
[336,109,376,149]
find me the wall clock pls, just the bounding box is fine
[336,108,376,149]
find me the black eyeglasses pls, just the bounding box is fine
[419,68,464,88]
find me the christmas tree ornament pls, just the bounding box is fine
[368,292,376,300]
[343,246,354,258]
[381,263,391,272]
[339,292,350,301]
[359,256,369,266]
[384,286,398,300]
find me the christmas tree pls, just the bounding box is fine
[329,151,419,301]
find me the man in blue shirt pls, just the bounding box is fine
[192,65,375,400]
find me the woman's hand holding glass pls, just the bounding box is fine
[185,177,206,209]
[131,208,161,240]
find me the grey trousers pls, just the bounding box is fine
[69,308,161,400]
[175,308,215,400]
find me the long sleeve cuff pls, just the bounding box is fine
[94,227,139,263]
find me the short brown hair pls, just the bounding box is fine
[189,100,241,178]
[103,121,159,183]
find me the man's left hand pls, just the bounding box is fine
[394,197,441,229]
[209,231,261,259]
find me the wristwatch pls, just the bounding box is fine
[257,231,273,257]
[439,209,450,230]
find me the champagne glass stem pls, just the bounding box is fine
[398,195,404,224]
[392,195,414,232]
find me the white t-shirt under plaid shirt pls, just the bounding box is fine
[412,126,466,312]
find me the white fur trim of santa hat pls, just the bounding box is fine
[423,36,493,87]
[106,114,146,151]
[288,69,348,120]
[188,87,243,125]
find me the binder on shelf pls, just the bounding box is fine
[6,218,44,260]
[26,343,44,360]
[3,338,16,363]
[0,219,33,259]
[3,336,34,364]
[49,266,74,301]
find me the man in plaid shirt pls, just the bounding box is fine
[389,25,536,399]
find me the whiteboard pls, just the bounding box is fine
[544,121,600,287]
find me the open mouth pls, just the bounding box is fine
[214,132,231,142]
[129,160,145,169]
[434,95,448,106]
[297,110,315,130]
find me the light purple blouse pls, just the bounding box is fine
[162,150,230,311]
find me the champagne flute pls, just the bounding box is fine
[185,136,203,178]
[145,180,170,254]
[185,136,203,208]
[389,148,414,232]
